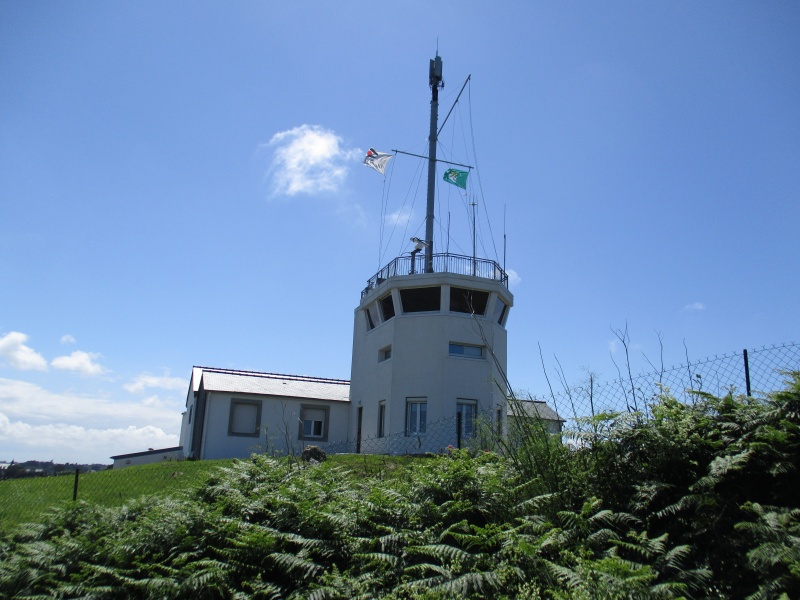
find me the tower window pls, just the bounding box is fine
[449,287,489,315]
[379,293,395,321]
[365,307,376,330]
[493,299,508,325]
[400,287,441,313]
[379,346,392,362]
[449,343,484,358]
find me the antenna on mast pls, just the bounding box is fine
[424,54,444,273]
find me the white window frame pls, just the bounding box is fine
[228,399,262,437]
[298,404,330,442]
[379,345,392,362]
[405,397,427,436]
[449,342,484,359]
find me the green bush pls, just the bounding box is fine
[1,373,799,598]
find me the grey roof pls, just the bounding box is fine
[196,366,350,403]
[111,446,183,460]
[507,400,565,422]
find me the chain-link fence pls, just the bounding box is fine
[0,460,220,534]
[1,342,797,532]
[527,342,799,430]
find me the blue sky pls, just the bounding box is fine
[1,2,798,464]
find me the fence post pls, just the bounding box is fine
[456,412,462,449]
[743,349,752,397]
[72,468,80,501]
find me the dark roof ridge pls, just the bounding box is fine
[194,365,350,386]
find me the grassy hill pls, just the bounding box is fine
[0,459,232,533]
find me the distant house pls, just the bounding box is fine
[179,367,351,461]
[111,447,183,469]
[507,399,566,435]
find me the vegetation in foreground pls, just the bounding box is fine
[0,374,799,599]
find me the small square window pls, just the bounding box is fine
[379,346,392,362]
[298,405,329,441]
[228,400,262,437]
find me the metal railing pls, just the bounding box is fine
[361,253,509,298]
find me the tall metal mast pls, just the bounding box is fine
[424,55,444,273]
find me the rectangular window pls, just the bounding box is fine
[400,287,441,313]
[228,399,262,437]
[378,401,386,438]
[365,307,376,330]
[493,299,508,325]
[379,294,396,321]
[406,398,427,436]
[188,405,193,424]
[379,345,392,362]
[449,287,489,315]
[298,405,329,441]
[457,400,477,438]
[449,343,484,358]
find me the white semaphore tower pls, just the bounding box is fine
[348,55,514,453]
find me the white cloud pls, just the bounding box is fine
[0,378,184,463]
[51,350,107,376]
[60,334,77,344]
[124,373,187,394]
[506,269,521,288]
[682,302,706,312]
[0,412,178,464]
[0,332,48,371]
[266,124,360,196]
[386,206,414,226]
[0,378,181,430]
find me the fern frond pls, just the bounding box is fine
[352,552,401,568]
[432,570,501,596]
[406,543,476,566]
[268,551,322,580]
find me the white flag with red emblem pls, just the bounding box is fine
[363,148,393,175]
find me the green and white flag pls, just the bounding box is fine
[443,168,469,190]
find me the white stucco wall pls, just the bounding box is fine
[198,392,350,460]
[349,272,513,453]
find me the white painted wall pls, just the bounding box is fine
[198,392,350,460]
[349,272,513,454]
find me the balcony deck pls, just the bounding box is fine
[361,253,509,299]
